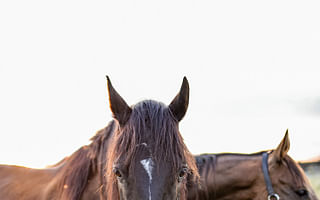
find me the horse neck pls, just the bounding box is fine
[48,145,104,200]
[80,173,102,200]
[205,154,264,200]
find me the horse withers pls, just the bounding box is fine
[0,76,199,200]
[188,130,319,200]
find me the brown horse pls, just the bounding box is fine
[188,130,319,200]
[0,76,199,200]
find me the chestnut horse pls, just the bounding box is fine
[188,130,319,200]
[0,76,199,200]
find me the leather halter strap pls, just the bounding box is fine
[262,152,280,200]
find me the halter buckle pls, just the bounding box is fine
[268,193,280,200]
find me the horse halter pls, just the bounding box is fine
[262,152,280,200]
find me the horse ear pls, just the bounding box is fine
[169,77,189,122]
[273,129,290,162]
[106,76,132,126]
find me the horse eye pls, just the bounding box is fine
[113,168,122,178]
[296,189,308,196]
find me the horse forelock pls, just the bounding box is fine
[106,100,199,199]
[267,149,307,188]
[283,155,306,188]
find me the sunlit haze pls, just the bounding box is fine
[0,0,319,168]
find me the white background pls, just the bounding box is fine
[0,0,319,168]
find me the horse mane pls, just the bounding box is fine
[106,100,199,200]
[54,121,116,200]
[186,154,218,199]
[55,146,93,199]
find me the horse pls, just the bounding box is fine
[0,76,199,200]
[187,130,319,200]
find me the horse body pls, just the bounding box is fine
[188,153,260,200]
[188,131,319,200]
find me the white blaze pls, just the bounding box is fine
[140,158,154,200]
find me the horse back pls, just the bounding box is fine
[0,164,59,200]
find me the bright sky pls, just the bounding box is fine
[0,0,319,168]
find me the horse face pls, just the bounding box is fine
[113,148,188,200]
[266,132,319,200]
[266,156,318,200]
[106,76,198,200]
